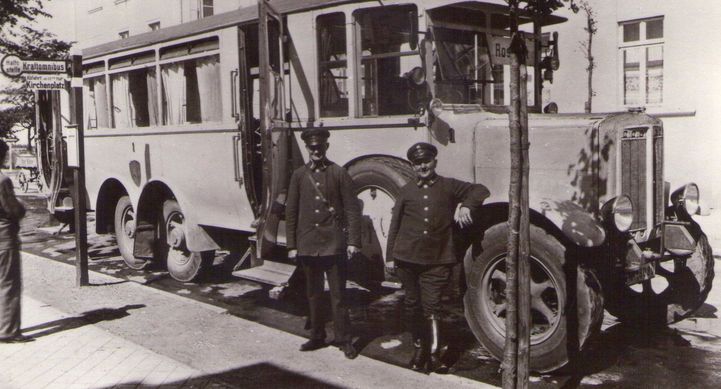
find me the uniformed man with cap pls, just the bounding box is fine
[286,128,362,359]
[387,142,489,373]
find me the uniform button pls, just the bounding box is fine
[315,182,320,186]
[315,196,320,200]
[315,209,319,213]
[423,184,428,189]
[423,195,428,199]
[314,223,319,227]
[423,230,428,234]
[315,169,320,173]
[424,206,429,211]
[424,218,429,222]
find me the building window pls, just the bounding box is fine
[119,30,129,39]
[149,21,161,31]
[200,0,213,18]
[619,17,663,106]
[317,13,348,117]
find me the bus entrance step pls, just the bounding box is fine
[232,260,295,286]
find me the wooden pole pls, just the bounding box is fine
[503,2,521,387]
[517,45,531,389]
[69,54,88,287]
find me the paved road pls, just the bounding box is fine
[11,192,721,388]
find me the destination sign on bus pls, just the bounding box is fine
[487,35,536,66]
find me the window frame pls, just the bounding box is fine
[618,16,664,108]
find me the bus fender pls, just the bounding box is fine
[184,223,221,253]
[534,199,606,248]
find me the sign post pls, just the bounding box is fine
[68,54,89,287]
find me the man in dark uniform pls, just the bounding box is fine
[286,128,362,359]
[387,142,489,373]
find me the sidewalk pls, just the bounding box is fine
[1,252,493,389]
[0,297,205,389]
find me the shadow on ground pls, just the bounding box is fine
[100,362,343,388]
[24,304,145,339]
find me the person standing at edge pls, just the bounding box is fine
[286,128,362,359]
[0,140,32,343]
[387,142,489,373]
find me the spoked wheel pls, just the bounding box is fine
[464,223,604,373]
[114,196,149,270]
[605,232,714,325]
[160,200,214,282]
[348,157,413,280]
[17,172,28,193]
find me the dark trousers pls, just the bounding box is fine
[300,255,351,343]
[395,259,452,326]
[0,249,21,339]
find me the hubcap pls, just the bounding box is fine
[480,255,562,344]
[122,208,135,239]
[356,186,395,263]
[165,211,190,265]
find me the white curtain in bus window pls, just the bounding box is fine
[645,46,663,104]
[161,63,187,125]
[111,74,135,128]
[83,77,109,129]
[623,48,641,106]
[195,56,221,122]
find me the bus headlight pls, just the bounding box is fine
[429,98,444,117]
[671,183,700,215]
[602,195,634,232]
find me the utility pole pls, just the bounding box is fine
[68,53,88,286]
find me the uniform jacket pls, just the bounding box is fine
[286,160,361,256]
[0,174,25,250]
[387,175,489,265]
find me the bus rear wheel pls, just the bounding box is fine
[464,223,604,373]
[160,199,214,282]
[114,196,149,270]
[348,157,414,281]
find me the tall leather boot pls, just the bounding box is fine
[428,315,449,374]
[408,313,428,371]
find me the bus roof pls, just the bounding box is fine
[82,0,566,60]
[83,0,363,60]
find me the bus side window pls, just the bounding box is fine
[354,5,421,117]
[110,68,157,128]
[317,12,348,118]
[160,55,222,125]
[84,76,109,129]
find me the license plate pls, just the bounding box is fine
[625,262,656,286]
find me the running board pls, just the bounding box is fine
[232,260,295,286]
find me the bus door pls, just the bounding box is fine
[255,0,292,260]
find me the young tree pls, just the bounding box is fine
[578,1,597,113]
[503,1,575,388]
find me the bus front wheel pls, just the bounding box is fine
[160,199,214,282]
[463,223,604,373]
[114,196,149,270]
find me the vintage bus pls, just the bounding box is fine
[36,0,713,372]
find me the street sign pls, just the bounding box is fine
[0,55,23,77]
[1,54,68,78]
[25,74,68,90]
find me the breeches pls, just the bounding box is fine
[395,259,452,319]
[299,255,351,343]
